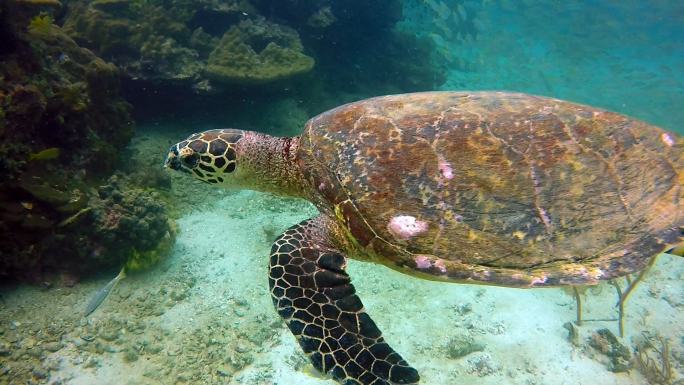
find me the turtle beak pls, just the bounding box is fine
[165,152,181,171]
[164,145,182,171]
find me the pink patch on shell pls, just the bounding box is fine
[414,255,432,269]
[318,182,326,191]
[434,259,447,274]
[529,275,548,286]
[387,215,429,240]
[438,156,454,180]
[661,132,675,147]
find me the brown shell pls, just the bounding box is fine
[298,92,683,287]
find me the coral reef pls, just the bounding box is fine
[62,0,206,83]
[88,175,176,272]
[206,17,314,84]
[253,0,445,94]
[0,7,132,179]
[62,0,310,87]
[1,169,175,280]
[0,2,173,282]
[57,0,446,124]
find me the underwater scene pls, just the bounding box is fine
[1,0,683,384]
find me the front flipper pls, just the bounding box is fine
[269,216,419,385]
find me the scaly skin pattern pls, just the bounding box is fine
[166,128,308,196]
[166,129,244,182]
[269,216,419,385]
[298,91,683,287]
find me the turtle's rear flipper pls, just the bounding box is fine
[269,217,419,385]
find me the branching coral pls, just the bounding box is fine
[634,333,675,385]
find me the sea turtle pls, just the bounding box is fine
[165,92,683,385]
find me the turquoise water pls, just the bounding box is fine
[1,1,683,385]
[407,0,684,132]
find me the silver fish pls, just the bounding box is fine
[84,268,126,317]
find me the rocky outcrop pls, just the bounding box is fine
[0,2,174,282]
[62,0,207,83]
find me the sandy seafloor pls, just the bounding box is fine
[0,127,683,385]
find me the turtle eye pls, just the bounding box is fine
[181,152,199,168]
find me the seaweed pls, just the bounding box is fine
[634,333,680,385]
[572,286,584,325]
[608,256,656,337]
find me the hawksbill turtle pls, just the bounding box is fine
[165,92,683,385]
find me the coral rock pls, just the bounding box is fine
[206,18,314,84]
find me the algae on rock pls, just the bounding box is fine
[62,0,203,83]
[206,17,314,84]
[589,328,632,372]
[0,2,178,282]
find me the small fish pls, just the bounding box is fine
[28,147,60,161]
[666,244,683,257]
[84,268,126,317]
[58,53,70,64]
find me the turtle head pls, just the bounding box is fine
[165,128,304,196]
[165,129,244,186]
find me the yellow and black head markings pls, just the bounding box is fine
[165,128,242,184]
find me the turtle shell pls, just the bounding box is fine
[298,92,683,287]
